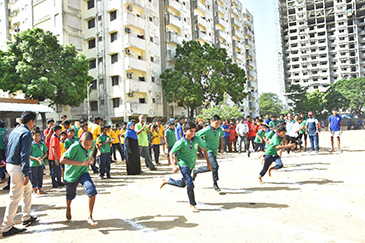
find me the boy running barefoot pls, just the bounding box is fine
[258,126,294,183]
[160,121,211,213]
[60,132,98,226]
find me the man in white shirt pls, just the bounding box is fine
[288,117,303,152]
[236,118,249,153]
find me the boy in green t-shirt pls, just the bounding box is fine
[248,124,269,157]
[97,126,112,179]
[60,132,97,226]
[64,129,78,150]
[193,115,224,192]
[29,130,48,194]
[164,122,176,165]
[258,126,294,183]
[160,121,210,213]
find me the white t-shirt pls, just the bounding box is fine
[289,122,301,138]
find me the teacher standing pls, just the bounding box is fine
[124,122,141,175]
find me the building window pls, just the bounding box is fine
[151,77,155,83]
[150,36,154,42]
[89,59,96,69]
[88,18,95,29]
[110,10,117,21]
[112,98,120,108]
[88,38,95,49]
[90,101,98,111]
[111,54,118,64]
[87,0,94,9]
[111,76,119,86]
[150,56,154,62]
[91,80,97,90]
[139,98,146,104]
[152,98,156,103]
[149,16,153,22]
[110,32,117,42]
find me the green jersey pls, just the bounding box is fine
[63,141,95,183]
[64,137,78,149]
[171,136,206,169]
[266,130,275,140]
[72,126,80,138]
[0,128,6,150]
[299,119,307,134]
[30,141,48,167]
[254,129,265,143]
[265,133,282,156]
[269,120,279,129]
[196,126,223,155]
[165,129,176,147]
[97,134,111,154]
[136,123,148,146]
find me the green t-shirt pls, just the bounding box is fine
[266,130,275,140]
[165,129,176,147]
[30,142,48,167]
[299,119,307,134]
[97,134,111,153]
[63,141,95,183]
[72,126,80,138]
[196,126,223,155]
[136,123,148,146]
[265,133,282,156]
[64,137,78,149]
[0,128,6,150]
[171,136,206,169]
[269,120,280,129]
[254,129,265,143]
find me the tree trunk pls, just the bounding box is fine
[41,112,46,129]
[190,108,195,118]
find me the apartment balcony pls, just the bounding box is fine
[124,35,146,50]
[125,0,144,8]
[193,0,206,15]
[232,7,239,17]
[194,15,207,29]
[166,13,182,31]
[165,0,181,13]
[166,31,182,45]
[127,102,151,116]
[125,79,149,94]
[216,29,227,42]
[167,49,176,62]
[124,12,145,30]
[215,16,226,29]
[231,18,239,28]
[360,29,365,36]
[217,4,224,14]
[125,57,147,72]
[232,40,241,51]
[196,30,209,42]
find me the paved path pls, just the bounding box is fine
[0,130,364,242]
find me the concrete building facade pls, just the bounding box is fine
[279,0,365,93]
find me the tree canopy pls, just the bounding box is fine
[160,40,247,117]
[0,28,93,106]
[196,104,242,121]
[258,93,284,116]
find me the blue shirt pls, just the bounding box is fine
[264,118,271,126]
[176,123,184,141]
[6,124,32,177]
[221,124,229,138]
[328,115,342,132]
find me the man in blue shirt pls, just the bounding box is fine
[264,113,271,126]
[176,116,185,141]
[2,112,38,237]
[306,111,319,153]
[328,108,343,152]
[221,119,229,153]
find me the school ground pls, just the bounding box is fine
[0,130,364,243]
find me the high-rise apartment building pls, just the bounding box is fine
[1,0,260,121]
[279,0,365,93]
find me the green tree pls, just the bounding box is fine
[305,90,324,115]
[286,84,308,113]
[196,104,242,121]
[0,28,93,106]
[258,93,284,116]
[161,40,247,117]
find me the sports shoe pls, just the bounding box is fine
[248,150,251,158]
[2,226,26,237]
[22,216,37,226]
[213,182,221,192]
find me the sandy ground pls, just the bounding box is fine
[0,130,365,243]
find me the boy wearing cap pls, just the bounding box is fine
[306,112,320,153]
[328,108,343,152]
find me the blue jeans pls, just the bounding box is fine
[65,173,97,200]
[194,152,219,182]
[254,142,265,152]
[152,144,160,163]
[99,153,111,177]
[260,155,283,177]
[50,160,62,187]
[238,135,248,152]
[30,166,44,188]
[168,166,196,206]
[222,137,229,152]
[112,143,124,161]
[309,134,319,151]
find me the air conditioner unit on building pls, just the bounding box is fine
[127,72,133,78]
[125,27,132,33]
[125,48,131,55]
[127,5,133,12]
[128,91,135,97]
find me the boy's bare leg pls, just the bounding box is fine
[268,166,276,177]
[337,137,341,151]
[88,195,97,226]
[190,205,199,213]
[258,176,263,183]
[66,199,72,221]
[160,179,168,189]
[330,137,335,152]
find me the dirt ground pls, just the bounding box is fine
[0,130,364,243]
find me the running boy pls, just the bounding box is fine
[60,132,97,225]
[160,121,210,212]
[97,126,112,179]
[258,126,295,183]
[192,115,224,192]
[29,130,48,194]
